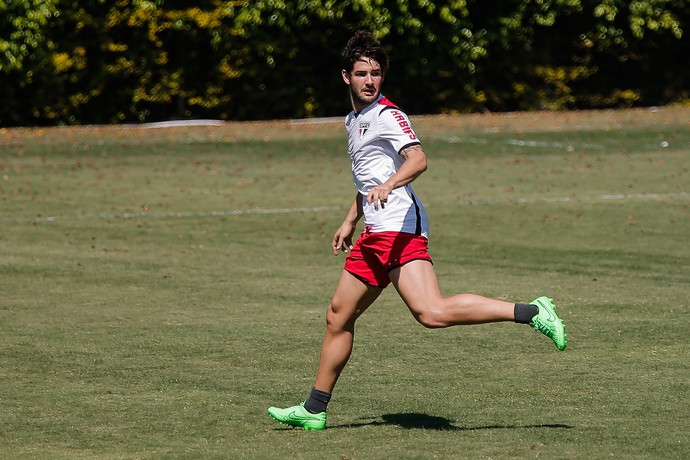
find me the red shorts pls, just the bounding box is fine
[344,230,433,288]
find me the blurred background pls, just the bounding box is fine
[1,0,689,126]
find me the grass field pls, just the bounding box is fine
[1,107,689,459]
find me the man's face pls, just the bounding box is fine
[342,58,384,111]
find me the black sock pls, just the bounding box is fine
[514,303,539,324]
[304,387,331,414]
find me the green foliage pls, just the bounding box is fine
[470,0,689,111]
[0,0,688,125]
[0,0,57,71]
[0,0,58,125]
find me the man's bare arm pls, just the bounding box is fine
[366,144,428,210]
[332,193,363,255]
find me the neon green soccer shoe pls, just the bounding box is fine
[267,402,327,430]
[530,296,567,351]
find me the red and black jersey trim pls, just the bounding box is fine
[378,96,399,108]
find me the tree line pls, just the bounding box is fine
[1,0,688,126]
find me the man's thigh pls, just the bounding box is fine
[329,269,383,322]
[389,259,442,313]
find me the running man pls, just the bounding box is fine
[267,30,566,431]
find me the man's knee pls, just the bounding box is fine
[413,307,448,329]
[325,300,355,331]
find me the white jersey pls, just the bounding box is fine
[345,94,429,238]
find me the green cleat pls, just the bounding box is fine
[267,402,327,431]
[530,296,567,350]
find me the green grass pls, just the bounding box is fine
[1,108,689,459]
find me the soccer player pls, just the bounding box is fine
[267,30,566,431]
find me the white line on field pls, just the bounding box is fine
[447,192,689,207]
[135,119,226,128]
[1,206,342,224]
[2,192,687,225]
[446,137,606,150]
[448,137,687,150]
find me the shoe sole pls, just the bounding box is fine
[268,409,326,430]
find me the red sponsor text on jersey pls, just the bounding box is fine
[378,97,417,140]
[389,110,417,141]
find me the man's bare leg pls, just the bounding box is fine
[267,270,382,429]
[313,269,383,392]
[390,260,514,327]
[389,260,566,350]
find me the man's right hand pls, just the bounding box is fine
[332,223,355,256]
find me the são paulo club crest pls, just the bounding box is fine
[359,121,370,139]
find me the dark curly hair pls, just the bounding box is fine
[341,29,389,76]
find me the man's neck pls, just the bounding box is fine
[351,94,380,113]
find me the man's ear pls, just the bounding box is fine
[341,69,351,85]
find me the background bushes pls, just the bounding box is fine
[1,0,688,126]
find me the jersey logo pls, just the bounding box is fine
[359,122,370,139]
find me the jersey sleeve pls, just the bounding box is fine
[378,107,422,154]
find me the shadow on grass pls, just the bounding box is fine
[331,413,573,431]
